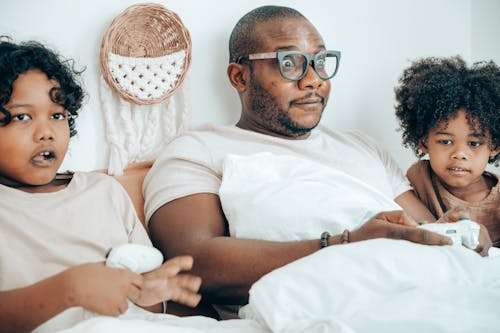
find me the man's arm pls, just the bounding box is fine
[148,193,323,304]
[149,193,452,305]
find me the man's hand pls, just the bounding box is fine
[438,207,492,256]
[135,256,202,308]
[350,210,453,245]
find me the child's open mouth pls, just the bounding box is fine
[32,151,56,165]
[447,166,470,175]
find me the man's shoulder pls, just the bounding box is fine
[169,123,237,146]
[183,123,236,136]
[317,126,375,143]
[317,126,384,155]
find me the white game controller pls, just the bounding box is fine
[418,219,480,249]
[106,243,163,274]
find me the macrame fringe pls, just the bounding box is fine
[99,76,189,175]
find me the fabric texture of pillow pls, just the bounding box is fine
[219,152,401,241]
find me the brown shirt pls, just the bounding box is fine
[407,160,500,246]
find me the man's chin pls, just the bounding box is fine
[283,123,319,138]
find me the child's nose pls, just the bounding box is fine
[34,120,54,141]
[451,145,470,160]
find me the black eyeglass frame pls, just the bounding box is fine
[236,50,341,81]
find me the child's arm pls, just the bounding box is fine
[394,190,437,223]
[134,256,202,312]
[0,262,143,333]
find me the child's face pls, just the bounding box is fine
[0,70,70,187]
[420,109,500,190]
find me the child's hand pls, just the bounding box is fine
[439,207,492,256]
[135,256,202,308]
[475,224,492,256]
[437,206,470,223]
[64,262,143,316]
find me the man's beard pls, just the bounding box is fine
[249,75,323,138]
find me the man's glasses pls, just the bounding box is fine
[236,50,341,81]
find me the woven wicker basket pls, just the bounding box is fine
[100,3,191,105]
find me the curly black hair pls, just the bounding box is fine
[395,56,500,165]
[0,37,85,136]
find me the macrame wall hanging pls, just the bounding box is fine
[99,3,191,175]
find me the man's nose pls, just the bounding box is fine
[298,62,323,89]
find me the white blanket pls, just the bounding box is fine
[56,304,266,333]
[220,153,500,332]
[240,239,500,333]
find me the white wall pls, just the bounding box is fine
[471,0,500,173]
[471,0,500,64]
[1,0,498,173]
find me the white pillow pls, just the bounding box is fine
[219,152,401,241]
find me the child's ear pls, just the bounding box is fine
[418,138,429,154]
[490,146,500,159]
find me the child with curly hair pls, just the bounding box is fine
[395,56,500,247]
[0,38,201,333]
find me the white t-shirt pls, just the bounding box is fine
[144,123,411,224]
[0,172,151,333]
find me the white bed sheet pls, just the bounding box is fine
[220,152,500,332]
[241,239,500,333]
[56,304,267,333]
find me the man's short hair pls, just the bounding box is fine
[228,6,306,63]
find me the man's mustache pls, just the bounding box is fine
[290,93,326,106]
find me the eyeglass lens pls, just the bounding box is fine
[280,51,338,80]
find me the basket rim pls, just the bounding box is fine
[100,2,192,105]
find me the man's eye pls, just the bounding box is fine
[282,59,296,69]
[13,114,31,121]
[316,58,325,68]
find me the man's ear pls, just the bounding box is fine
[227,63,248,93]
[418,138,429,154]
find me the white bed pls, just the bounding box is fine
[222,153,500,333]
[55,304,266,333]
[60,152,500,333]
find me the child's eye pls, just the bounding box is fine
[469,141,482,147]
[438,139,452,145]
[51,112,67,120]
[12,114,31,122]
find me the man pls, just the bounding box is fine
[143,5,464,310]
